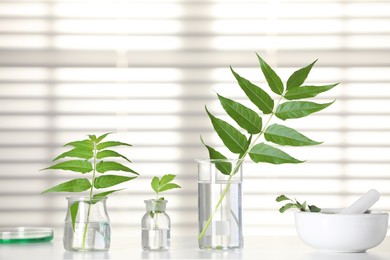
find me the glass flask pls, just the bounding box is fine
[141,199,170,250]
[197,159,243,250]
[63,196,110,251]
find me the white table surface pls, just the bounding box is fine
[1,236,390,260]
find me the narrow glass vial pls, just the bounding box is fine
[141,199,170,250]
[63,196,111,252]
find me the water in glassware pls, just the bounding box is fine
[142,229,170,250]
[198,181,243,249]
[63,222,110,251]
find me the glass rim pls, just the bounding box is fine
[144,199,167,203]
[0,227,53,235]
[66,196,107,202]
[195,158,244,163]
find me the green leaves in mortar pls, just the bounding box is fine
[202,53,337,173]
[276,195,321,213]
[40,133,139,231]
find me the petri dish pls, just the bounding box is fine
[0,227,54,244]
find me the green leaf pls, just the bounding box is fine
[159,174,176,187]
[97,141,132,150]
[286,59,317,90]
[158,183,181,193]
[151,177,159,194]
[64,139,94,150]
[205,106,249,154]
[230,67,274,114]
[88,135,97,142]
[217,93,262,134]
[41,178,91,193]
[70,202,79,232]
[249,143,304,164]
[53,148,93,161]
[276,195,290,202]
[256,53,284,95]
[94,175,137,189]
[96,132,113,143]
[93,189,125,199]
[279,203,296,213]
[200,136,232,175]
[275,100,335,120]
[42,160,93,173]
[151,174,181,196]
[96,161,138,175]
[265,124,322,146]
[284,83,339,100]
[308,205,321,212]
[97,150,132,163]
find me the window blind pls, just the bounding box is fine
[0,0,390,237]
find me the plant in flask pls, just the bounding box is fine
[41,133,139,251]
[142,174,181,251]
[198,53,338,249]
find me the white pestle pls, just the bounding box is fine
[340,189,380,214]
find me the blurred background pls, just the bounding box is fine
[0,0,390,238]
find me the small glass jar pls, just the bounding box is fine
[63,196,111,252]
[141,199,170,250]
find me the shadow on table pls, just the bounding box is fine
[307,252,386,260]
[63,251,110,259]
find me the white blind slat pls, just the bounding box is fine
[0,0,389,236]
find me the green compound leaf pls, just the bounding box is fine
[159,174,176,187]
[97,141,132,150]
[275,100,335,120]
[256,53,284,95]
[96,132,113,143]
[53,148,93,161]
[41,178,91,193]
[97,150,132,163]
[276,195,290,202]
[265,124,322,146]
[70,201,79,232]
[287,59,317,90]
[64,139,94,150]
[308,205,321,212]
[284,83,339,100]
[152,174,181,196]
[88,135,97,142]
[279,203,296,213]
[205,106,249,155]
[94,175,137,189]
[217,93,262,134]
[276,194,321,213]
[249,143,304,164]
[230,67,274,114]
[42,160,93,174]
[96,161,138,175]
[200,136,232,175]
[93,189,124,199]
[151,177,159,194]
[158,183,181,193]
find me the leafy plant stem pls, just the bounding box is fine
[81,141,97,249]
[198,174,233,240]
[198,93,285,241]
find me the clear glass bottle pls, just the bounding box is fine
[63,196,111,252]
[141,199,170,250]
